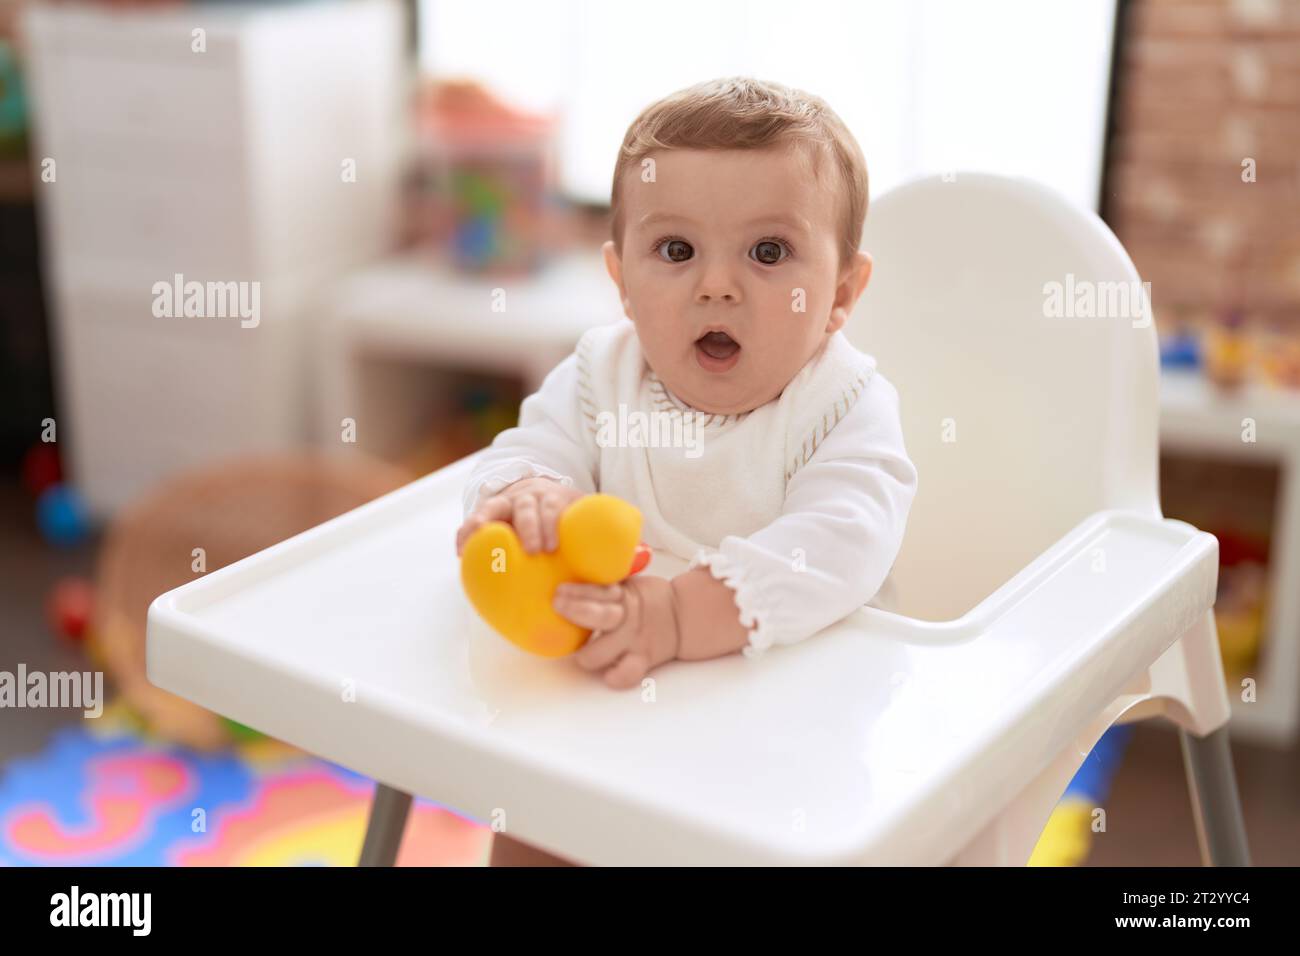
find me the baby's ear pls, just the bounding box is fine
[602,241,633,316]
[844,250,872,299]
[829,251,872,331]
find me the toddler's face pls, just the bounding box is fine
[603,145,871,416]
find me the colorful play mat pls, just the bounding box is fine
[0,702,490,867]
[1,700,1128,866]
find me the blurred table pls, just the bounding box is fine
[1160,368,1300,746]
[316,247,622,462]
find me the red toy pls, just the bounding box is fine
[21,442,61,497]
[47,577,94,642]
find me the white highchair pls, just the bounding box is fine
[147,172,1250,866]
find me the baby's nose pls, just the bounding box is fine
[694,264,742,304]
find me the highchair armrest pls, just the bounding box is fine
[867,509,1219,657]
[901,508,1221,716]
[850,509,1220,863]
[961,508,1219,661]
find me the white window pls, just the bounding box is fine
[419,0,1117,212]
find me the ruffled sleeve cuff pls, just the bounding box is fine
[462,459,577,519]
[687,548,776,660]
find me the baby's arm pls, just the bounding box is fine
[668,568,751,659]
[676,374,918,659]
[461,351,597,521]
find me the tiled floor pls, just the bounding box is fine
[2,478,1295,865]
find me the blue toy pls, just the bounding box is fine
[36,483,92,547]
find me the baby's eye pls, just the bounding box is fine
[656,238,694,263]
[749,238,790,265]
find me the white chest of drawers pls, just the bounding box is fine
[24,0,408,516]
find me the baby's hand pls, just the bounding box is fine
[553,575,680,689]
[456,476,586,557]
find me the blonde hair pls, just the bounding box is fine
[609,76,869,266]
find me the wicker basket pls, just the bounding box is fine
[91,452,415,750]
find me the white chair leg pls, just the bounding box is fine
[359,783,412,866]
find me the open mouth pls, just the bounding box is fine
[695,330,741,371]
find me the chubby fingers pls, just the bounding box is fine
[555,583,654,689]
[456,496,513,556]
[553,582,627,631]
[512,494,543,553]
[574,627,630,671]
[603,652,650,690]
[537,490,567,553]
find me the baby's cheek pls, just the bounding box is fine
[785,279,832,320]
[628,313,679,358]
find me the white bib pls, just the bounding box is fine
[574,319,877,561]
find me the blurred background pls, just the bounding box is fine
[0,0,1296,866]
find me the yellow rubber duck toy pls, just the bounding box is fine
[460,493,651,657]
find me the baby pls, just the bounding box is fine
[457,75,917,692]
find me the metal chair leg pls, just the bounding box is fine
[359,783,413,866]
[1179,725,1251,866]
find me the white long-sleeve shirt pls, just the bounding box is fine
[462,318,918,658]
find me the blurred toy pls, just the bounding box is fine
[1211,528,1269,678]
[0,38,28,157]
[402,380,521,476]
[1028,800,1094,867]
[1029,724,1134,866]
[416,79,558,274]
[1202,311,1252,390]
[1159,332,1200,369]
[1216,596,1265,679]
[20,442,61,496]
[221,717,267,742]
[36,482,91,546]
[1216,546,1268,681]
[1157,311,1201,370]
[46,576,94,642]
[1258,324,1300,390]
[461,493,652,657]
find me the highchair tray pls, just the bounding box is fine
[147,452,1218,864]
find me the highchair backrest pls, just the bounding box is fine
[845,173,1161,622]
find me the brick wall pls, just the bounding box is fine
[1106,0,1300,341]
